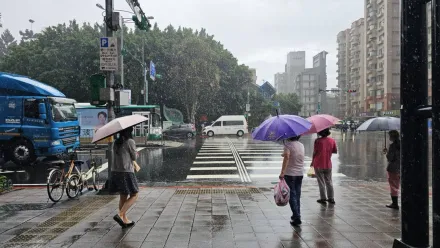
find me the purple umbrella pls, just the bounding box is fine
[252,114,312,141]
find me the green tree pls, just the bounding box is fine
[274,93,302,115]
[0,20,254,123]
[0,29,17,58]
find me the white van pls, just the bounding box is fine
[203,115,248,137]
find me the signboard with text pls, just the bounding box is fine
[100,37,119,71]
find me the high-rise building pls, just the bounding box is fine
[296,51,328,116]
[274,72,286,93]
[364,0,400,114]
[286,51,306,93]
[337,0,401,118]
[337,19,365,118]
[427,2,432,105]
[350,18,366,117]
[249,68,258,85]
[337,30,350,117]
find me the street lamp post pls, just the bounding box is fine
[29,19,35,32]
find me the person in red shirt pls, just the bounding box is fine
[311,128,337,204]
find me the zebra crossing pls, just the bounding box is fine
[186,137,345,182]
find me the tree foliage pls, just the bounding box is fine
[0,20,301,125]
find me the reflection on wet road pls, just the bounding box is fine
[1,130,432,185]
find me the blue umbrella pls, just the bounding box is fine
[356,116,400,147]
[0,72,65,97]
[252,114,312,141]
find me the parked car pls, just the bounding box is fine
[163,123,196,139]
[203,115,248,137]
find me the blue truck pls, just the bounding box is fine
[0,72,80,165]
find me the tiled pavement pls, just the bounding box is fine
[0,181,414,248]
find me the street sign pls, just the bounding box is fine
[150,61,156,81]
[273,101,280,107]
[246,104,250,112]
[100,37,119,71]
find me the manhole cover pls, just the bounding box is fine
[174,188,262,195]
[0,203,50,212]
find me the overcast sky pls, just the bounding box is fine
[0,0,364,88]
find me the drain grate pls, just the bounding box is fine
[174,188,262,195]
[0,203,51,212]
[6,195,115,247]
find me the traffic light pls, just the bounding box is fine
[132,15,151,31]
[347,89,357,93]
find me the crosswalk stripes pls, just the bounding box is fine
[186,137,346,182]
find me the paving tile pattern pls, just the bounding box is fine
[0,182,429,248]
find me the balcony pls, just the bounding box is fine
[378,39,384,45]
[377,95,383,99]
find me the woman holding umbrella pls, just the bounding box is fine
[111,127,141,228]
[279,135,305,226]
[383,130,400,210]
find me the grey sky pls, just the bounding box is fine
[0,0,364,89]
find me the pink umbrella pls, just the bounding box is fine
[304,114,340,135]
[92,115,148,143]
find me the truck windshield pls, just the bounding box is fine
[51,102,78,122]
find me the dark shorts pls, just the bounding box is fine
[110,172,139,195]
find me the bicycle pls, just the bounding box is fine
[46,148,104,202]
[46,152,85,202]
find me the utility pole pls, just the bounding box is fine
[120,19,124,87]
[142,41,147,105]
[105,0,115,191]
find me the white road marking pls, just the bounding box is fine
[187,175,240,179]
[236,150,284,152]
[227,138,251,182]
[193,161,236,164]
[249,173,346,178]
[190,167,237,170]
[197,153,232,155]
[195,156,234,159]
[243,161,283,164]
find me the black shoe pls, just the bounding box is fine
[113,215,126,227]
[327,199,336,204]
[290,219,302,226]
[317,199,327,204]
[386,196,399,210]
[123,221,135,228]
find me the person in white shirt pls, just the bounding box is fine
[279,135,305,226]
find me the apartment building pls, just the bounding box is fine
[337,30,350,117]
[364,0,400,114]
[350,19,366,117]
[337,0,400,118]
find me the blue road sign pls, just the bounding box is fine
[100,37,109,48]
[150,61,156,81]
[273,101,280,107]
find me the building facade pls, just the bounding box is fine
[296,51,328,117]
[364,0,400,114]
[336,0,401,118]
[274,72,287,93]
[286,51,306,94]
[337,30,350,117]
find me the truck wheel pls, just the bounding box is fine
[207,131,214,137]
[11,140,36,166]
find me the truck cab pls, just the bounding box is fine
[0,72,80,165]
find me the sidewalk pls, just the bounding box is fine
[0,181,413,248]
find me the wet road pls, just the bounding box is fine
[0,130,433,185]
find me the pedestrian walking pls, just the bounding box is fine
[383,130,400,210]
[111,126,141,228]
[279,135,305,226]
[311,128,337,204]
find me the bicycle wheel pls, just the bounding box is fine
[47,169,64,203]
[92,170,104,191]
[66,174,81,199]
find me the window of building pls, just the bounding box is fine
[303,75,309,80]
[24,99,40,119]
[377,102,383,110]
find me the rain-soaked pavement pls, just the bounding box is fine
[0,130,433,186]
